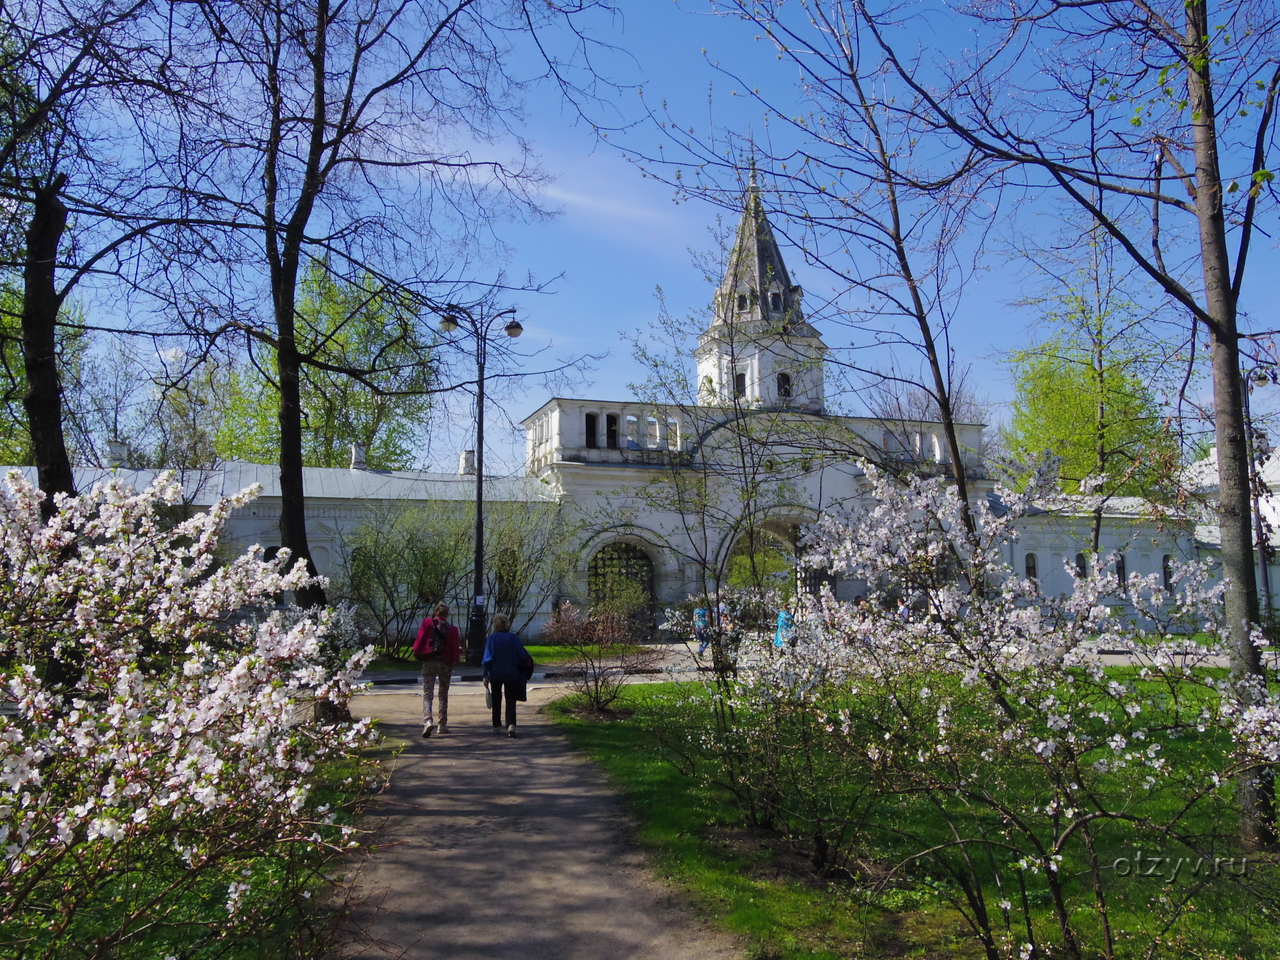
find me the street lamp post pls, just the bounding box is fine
[438,305,523,666]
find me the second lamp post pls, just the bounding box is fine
[438,305,523,666]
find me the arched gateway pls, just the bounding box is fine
[587,541,657,623]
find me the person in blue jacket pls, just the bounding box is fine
[774,608,795,648]
[481,613,533,738]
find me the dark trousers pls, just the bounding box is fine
[490,678,518,728]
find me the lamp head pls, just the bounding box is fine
[439,314,459,333]
[503,318,524,338]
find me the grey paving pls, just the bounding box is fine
[341,684,740,960]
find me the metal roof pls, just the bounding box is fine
[2,461,556,506]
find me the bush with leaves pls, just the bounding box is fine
[649,464,1280,959]
[540,603,662,711]
[0,471,378,959]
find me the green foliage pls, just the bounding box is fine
[0,289,26,465]
[214,367,279,465]
[726,532,796,604]
[1004,335,1180,498]
[337,498,579,653]
[216,263,433,470]
[1003,234,1187,504]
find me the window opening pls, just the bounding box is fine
[605,414,619,449]
[1162,555,1174,593]
[646,416,659,448]
[1075,553,1087,578]
[625,414,640,449]
[1025,553,1038,582]
[776,372,792,399]
[736,293,748,311]
[666,418,680,451]
[1115,554,1127,593]
[734,372,747,399]
[585,413,598,449]
[770,291,782,311]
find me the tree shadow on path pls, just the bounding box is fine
[339,684,741,960]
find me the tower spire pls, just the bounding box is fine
[695,169,827,412]
[715,168,800,328]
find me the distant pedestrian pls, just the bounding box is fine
[413,603,461,738]
[694,604,710,655]
[482,613,534,738]
[774,609,794,648]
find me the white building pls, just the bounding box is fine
[519,186,1198,623]
[5,188,1209,638]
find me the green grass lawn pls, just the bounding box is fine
[546,686,979,960]
[546,680,1280,960]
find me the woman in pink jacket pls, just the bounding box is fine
[415,603,461,737]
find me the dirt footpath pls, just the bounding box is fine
[342,683,741,960]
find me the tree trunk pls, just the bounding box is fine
[21,174,75,517]
[275,312,326,608]
[1092,335,1105,554]
[1186,0,1274,849]
[263,0,329,610]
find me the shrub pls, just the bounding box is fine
[650,465,1280,959]
[540,603,662,710]
[0,471,378,959]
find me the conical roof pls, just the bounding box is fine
[713,175,808,331]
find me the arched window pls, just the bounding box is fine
[1162,555,1174,592]
[1115,554,1128,593]
[624,414,640,449]
[605,414,619,449]
[770,291,782,311]
[584,412,599,448]
[776,372,792,399]
[737,293,748,310]
[1075,553,1087,578]
[733,372,747,399]
[1025,552,1038,582]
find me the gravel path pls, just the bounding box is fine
[341,682,741,960]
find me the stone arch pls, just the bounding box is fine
[714,506,825,608]
[711,506,820,574]
[578,526,679,579]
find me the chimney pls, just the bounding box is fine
[107,439,129,468]
[458,450,476,475]
[350,443,367,470]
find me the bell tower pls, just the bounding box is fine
[695,173,826,411]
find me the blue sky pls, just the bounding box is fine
[455,1,1028,469]
[440,1,1274,472]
